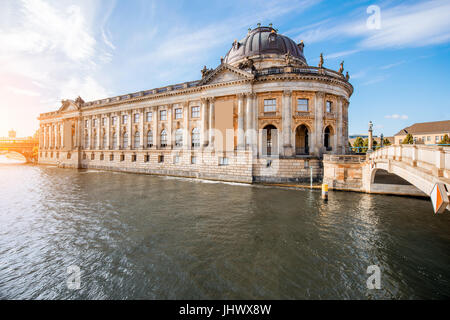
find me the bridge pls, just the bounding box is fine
[323,144,450,212]
[0,138,39,163]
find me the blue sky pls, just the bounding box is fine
[1,0,449,137]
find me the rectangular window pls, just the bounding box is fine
[435,136,439,143]
[131,154,137,162]
[112,116,117,125]
[85,120,89,127]
[146,112,152,122]
[326,101,332,113]
[427,136,431,141]
[175,108,182,119]
[160,110,167,121]
[174,155,180,164]
[120,154,125,161]
[219,157,229,166]
[297,99,309,112]
[191,156,197,164]
[134,113,140,123]
[158,155,164,163]
[100,154,104,161]
[264,99,276,113]
[144,154,150,162]
[191,106,200,118]
[122,115,128,124]
[110,154,114,161]
[102,118,106,126]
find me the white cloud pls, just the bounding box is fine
[295,0,450,49]
[6,86,41,97]
[385,114,408,120]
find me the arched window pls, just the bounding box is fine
[191,128,200,148]
[134,131,140,149]
[123,132,128,149]
[175,129,183,147]
[160,129,167,147]
[147,130,153,148]
[112,132,117,149]
[102,133,107,149]
[84,131,89,149]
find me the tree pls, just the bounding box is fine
[353,137,364,153]
[438,134,450,145]
[402,133,414,144]
[383,138,391,146]
[363,138,378,151]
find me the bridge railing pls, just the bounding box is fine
[369,144,450,178]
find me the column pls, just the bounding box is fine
[167,105,172,148]
[106,114,111,150]
[237,93,245,150]
[139,108,145,149]
[126,111,132,149]
[96,117,100,150]
[183,103,189,149]
[208,97,215,148]
[314,91,325,157]
[118,113,122,149]
[201,98,208,147]
[252,93,258,157]
[337,97,343,154]
[39,126,43,149]
[245,93,253,150]
[152,106,158,148]
[282,90,293,156]
[43,125,47,149]
[76,117,82,149]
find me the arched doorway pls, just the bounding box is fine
[262,125,278,156]
[295,124,309,155]
[324,126,333,151]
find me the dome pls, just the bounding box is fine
[223,25,307,65]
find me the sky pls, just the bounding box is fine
[0,0,449,138]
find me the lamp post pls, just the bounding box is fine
[368,121,373,153]
[380,133,384,148]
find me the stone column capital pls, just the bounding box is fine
[207,97,215,103]
[283,90,292,97]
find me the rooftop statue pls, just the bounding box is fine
[318,53,324,68]
[339,61,344,74]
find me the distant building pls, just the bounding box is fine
[8,129,16,138]
[394,120,450,144]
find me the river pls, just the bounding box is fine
[0,162,449,299]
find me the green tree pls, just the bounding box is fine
[353,137,364,153]
[402,133,414,144]
[438,134,450,145]
[383,138,391,146]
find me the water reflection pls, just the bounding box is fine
[0,164,449,299]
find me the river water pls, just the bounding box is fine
[0,161,449,299]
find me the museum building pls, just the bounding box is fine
[38,25,353,183]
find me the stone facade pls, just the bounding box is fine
[38,25,353,184]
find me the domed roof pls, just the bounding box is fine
[223,25,306,65]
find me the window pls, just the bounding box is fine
[192,128,200,148]
[146,112,152,122]
[93,133,98,149]
[147,130,153,147]
[160,110,167,121]
[93,119,98,127]
[174,155,180,164]
[110,154,114,161]
[191,156,197,164]
[175,108,182,119]
[102,118,106,126]
[83,153,86,160]
[102,134,107,148]
[297,99,309,112]
[91,153,95,160]
[122,114,128,124]
[134,113,140,123]
[131,154,137,162]
[427,136,431,141]
[67,153,71,159]
[84,132,89,149]
[219,157,229,166]
[144,154,150,162]
[175,129,183,147]
[264,99,276,112]
[123,132,128,148]
[158,155,164,163]
[435,136,439,143]
[326,101,332,113]
[100,154,104,161]
[120,154,125,161]
[112,116,117,125]
[160,129,167,147]
[134,131,140,149]
[191,106,200,118]
[112,132,117,149]
[85,120,89,127]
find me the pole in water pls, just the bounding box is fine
[321,184,328,200]
[310,166,313,188]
